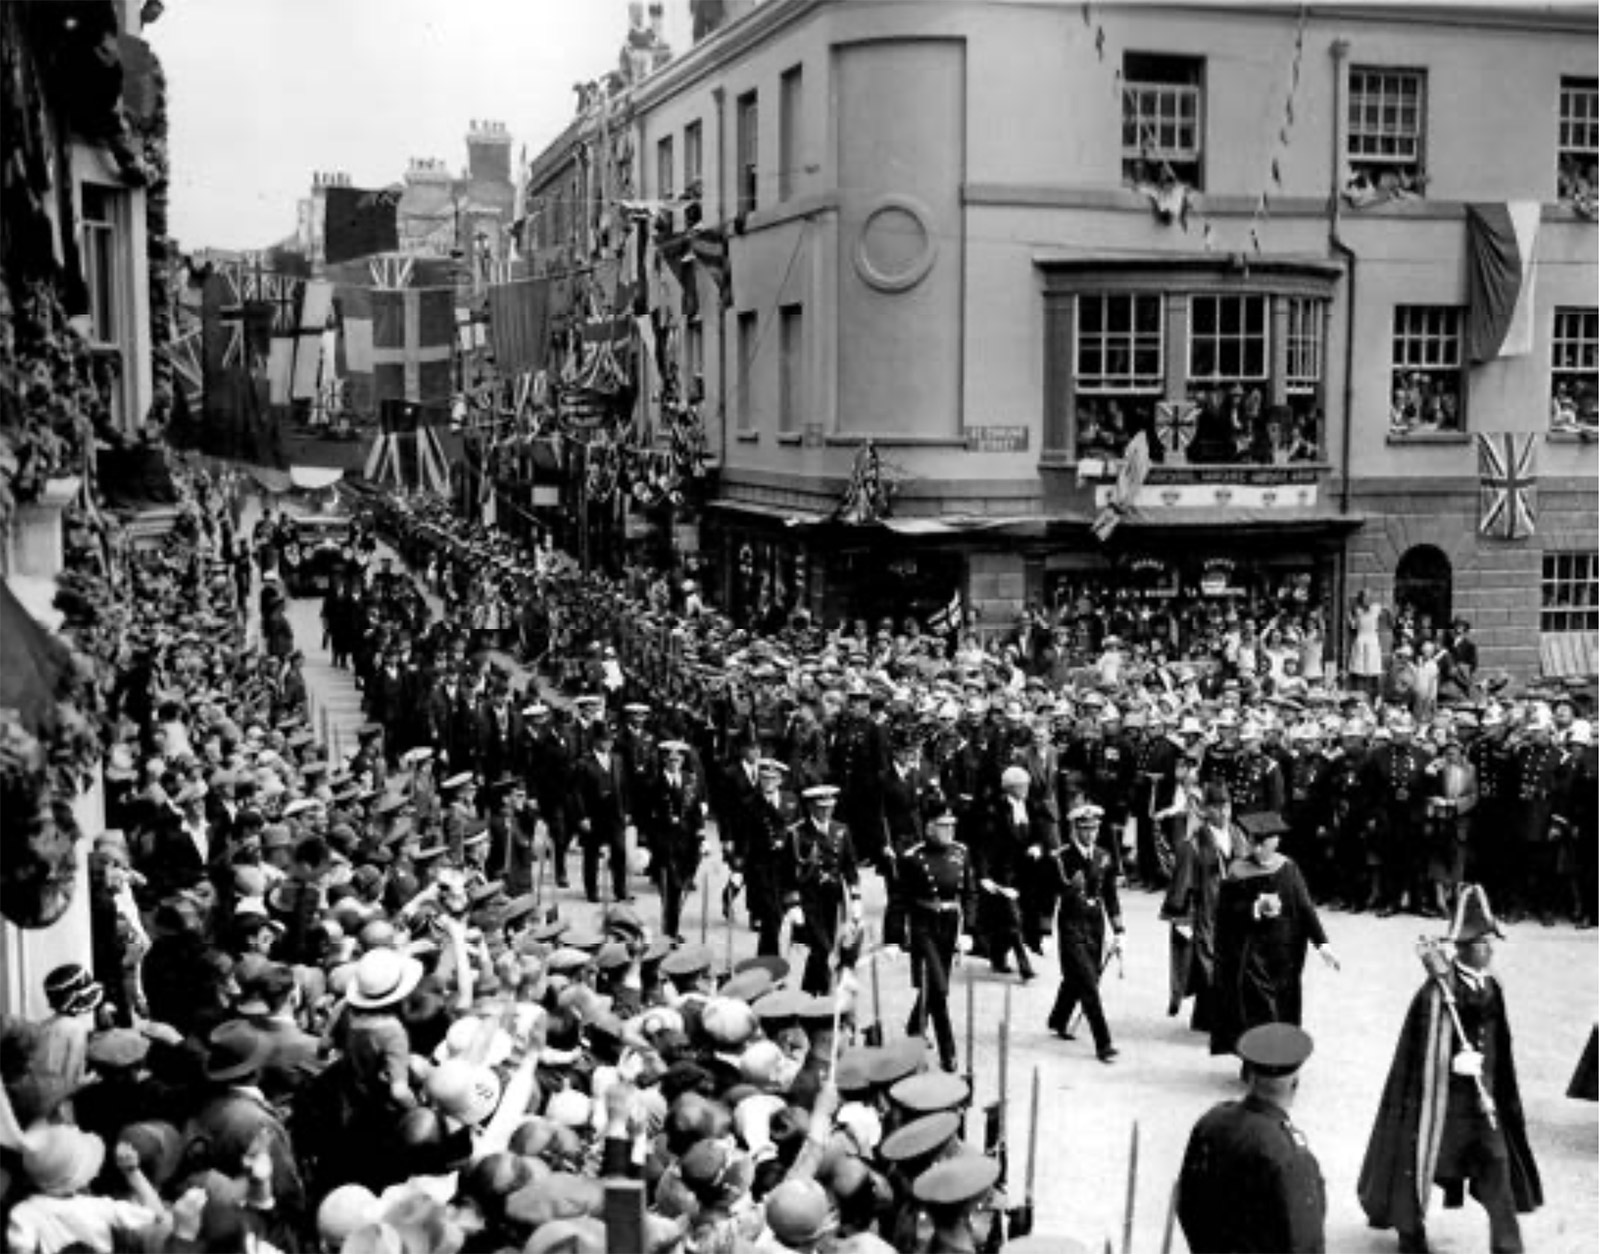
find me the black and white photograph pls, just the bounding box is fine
[0,0,1596,1250]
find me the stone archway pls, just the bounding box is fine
[1395,544,1453,636]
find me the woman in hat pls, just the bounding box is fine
[6,1126,172,1254]
[1209,813,1339,1059]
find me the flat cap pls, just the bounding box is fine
[659,943,714,980]
[889,1070,970,1115]
[866,1036,925,1087]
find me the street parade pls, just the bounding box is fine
[1,2,1597,1253]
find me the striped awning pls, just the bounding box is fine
[1540,631,1599,678]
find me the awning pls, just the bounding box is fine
[882,516,1046,537]
[707,500,832,528]
[289,466,344,492]
[246,466,293,494]
[1541,632,1598,678]
[1113,506,1366,531]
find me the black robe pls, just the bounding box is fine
[1209,855,1327,1056]
[1357,971,1542,1236]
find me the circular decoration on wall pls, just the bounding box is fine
[853,194,938,293]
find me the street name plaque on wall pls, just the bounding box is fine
[963,425,1029,452]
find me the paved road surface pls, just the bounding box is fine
[254,499,1597,1253]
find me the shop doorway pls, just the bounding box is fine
[1395,545,1453,636]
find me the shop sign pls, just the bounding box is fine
[673,523,701,553]
[531,485,560,507]
[963,424,1030,453]
[1147,466,1319,486]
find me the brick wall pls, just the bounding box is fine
[1346,481,1598,680]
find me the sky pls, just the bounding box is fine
[155,0,691,250]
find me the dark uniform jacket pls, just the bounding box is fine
[879,763,932,856]
[895,839,978,929]
[781,818,860,912]
[1178,1093,1327,1253]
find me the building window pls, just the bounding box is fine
[1073,293,1163,459]
[1551,306,1598,433]
[779,65,803,203]
[1559,76,1598,203]
[1348,67,1427,196]
[1390,305,1464,436]
[736,92,759,215]
[684,120,704,197]
[1541,551,1600,633]
[736,310,759,428]
[779,304,803,433]
[686,317,705,401]
[1051,276,1329,465]
[656,135,675,199]
[1121,53,1204,189]
[81,185,118,346]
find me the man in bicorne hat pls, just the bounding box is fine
[1358,885,1542,1254]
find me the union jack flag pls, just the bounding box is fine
[369,255,416,290]
[1477,432,1537,540]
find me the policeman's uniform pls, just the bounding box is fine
[1177,1024,1327,1253]
[894,810,977,1071]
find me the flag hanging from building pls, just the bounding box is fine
[291,280,335,401]
[1477,431,1537,540]
[1465,202,1541,362]
[487,273,552,377]
[327,255,453,417]
[323,184,402,264]
[1092,431,1153,542]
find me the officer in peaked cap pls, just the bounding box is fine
[1177,1023,1326,1254]
[784,785,863,995]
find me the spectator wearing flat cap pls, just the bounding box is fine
[1177,1023,1326,1253]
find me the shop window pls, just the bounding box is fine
[1121,53,1204,189]
[1283,297,1326,461]
[736,91,759,215]
[657,135,675,199]
[1550,306,1598,434]
[1074,293,1163,459]
[1541,551,1599,632]
[1348,67,1427,198]
[1557,76,1597,205]
[1390,305,1464,436]
[1186,294,1268,463]
[684,120,704,198]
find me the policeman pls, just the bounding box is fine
[1176,1023,1327,1254]
[894,803,978,1072]
[782,785,863,995]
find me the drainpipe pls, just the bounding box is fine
[1329,37,1357,660]
[713,86,729,472]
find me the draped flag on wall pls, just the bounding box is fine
[1465,202,1541,362]
[327,255,454,416]
[487,272,552,378]
[291,280,334,401]
[1477,431,1537,540]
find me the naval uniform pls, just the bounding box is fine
[1177,1092,1328,1253]
[894,838,978,1070]
[782,816,862,994]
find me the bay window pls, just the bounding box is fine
[1041,261,1335,465]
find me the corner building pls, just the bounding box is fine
[520,0,1598,679]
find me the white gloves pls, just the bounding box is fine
[956,935,973,955]
[785,906,805,929]
[1451,1049,1484,1079]
[849,899,863,924]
